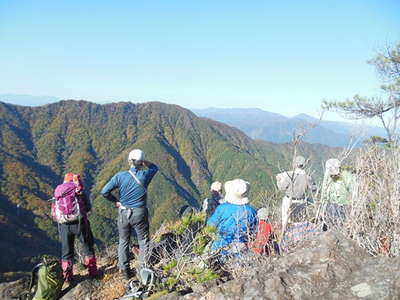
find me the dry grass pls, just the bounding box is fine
[95,273,126,300]
[92,260,126,300]
[338,143,400,256]
[256,136,400,258]
[285,142,400,257]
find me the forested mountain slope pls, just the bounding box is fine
[0,100,337,272]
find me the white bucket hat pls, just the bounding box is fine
[224,179,250,205]
[210,181,222,192]
[294,155,306,168]
[128,149,144,162]
[257,207,269,220]
[325,158,341,176]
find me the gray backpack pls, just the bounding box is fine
[114,268,157,300]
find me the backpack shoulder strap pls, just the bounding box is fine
[128,170,146,191]
[62,186,76,197]
[29,263,42,291]
[55,184,76,200]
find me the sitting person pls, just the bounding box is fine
[207,179,257,253]
[248,207,274,255]
[202,181,223,220]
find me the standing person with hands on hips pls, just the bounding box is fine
[101,149,158,279]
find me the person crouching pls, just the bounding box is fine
[248,207,275,255]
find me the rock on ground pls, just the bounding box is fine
[160,231,400,300]
[1,232,400,299]
[0,278,29,300]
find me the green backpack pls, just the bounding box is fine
[20,257,64,300]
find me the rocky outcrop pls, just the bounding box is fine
[0,278,29,300]
[0,275,102,300]
[59,278,101,300]
[1,231,399,299]
[161,231,400,300]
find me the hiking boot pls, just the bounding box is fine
[61,260,73,282]
[84,256,103,278]
[120,268,134,280]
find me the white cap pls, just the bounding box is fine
[294,155,306,168]
[128,149,144,162]
[224,179,250,205]
[210,181,222,192]
[325,158,341,176]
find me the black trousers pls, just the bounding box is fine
[117,207,150,270]
[59,219,95,261]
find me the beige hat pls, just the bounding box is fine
[325,158,341,176]
[128,149,144,162]
[294,155,306,168]
[210,181,222,192]
[257,207,269,220]
[224,179,250,205]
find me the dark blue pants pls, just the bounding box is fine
[59,219,95,261]
[117,207,150,271]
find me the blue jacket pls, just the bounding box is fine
[207,202,257,250]
[101,163,158,208]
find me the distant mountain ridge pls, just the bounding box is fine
[2,96,385,147]
[193,108,386,147]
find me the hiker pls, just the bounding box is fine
[276,155,317,235]
[202,181,223,219]
[248,207,275,255]
[52,173,101,282]
[207,179,257,253]
[320,158,355,225]
[101,149,158,279]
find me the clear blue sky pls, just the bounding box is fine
[1,0,399,119]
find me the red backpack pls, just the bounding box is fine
[52,181,82,223]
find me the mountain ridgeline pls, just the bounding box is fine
[193,108,387,147]
[0,100,337,273]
